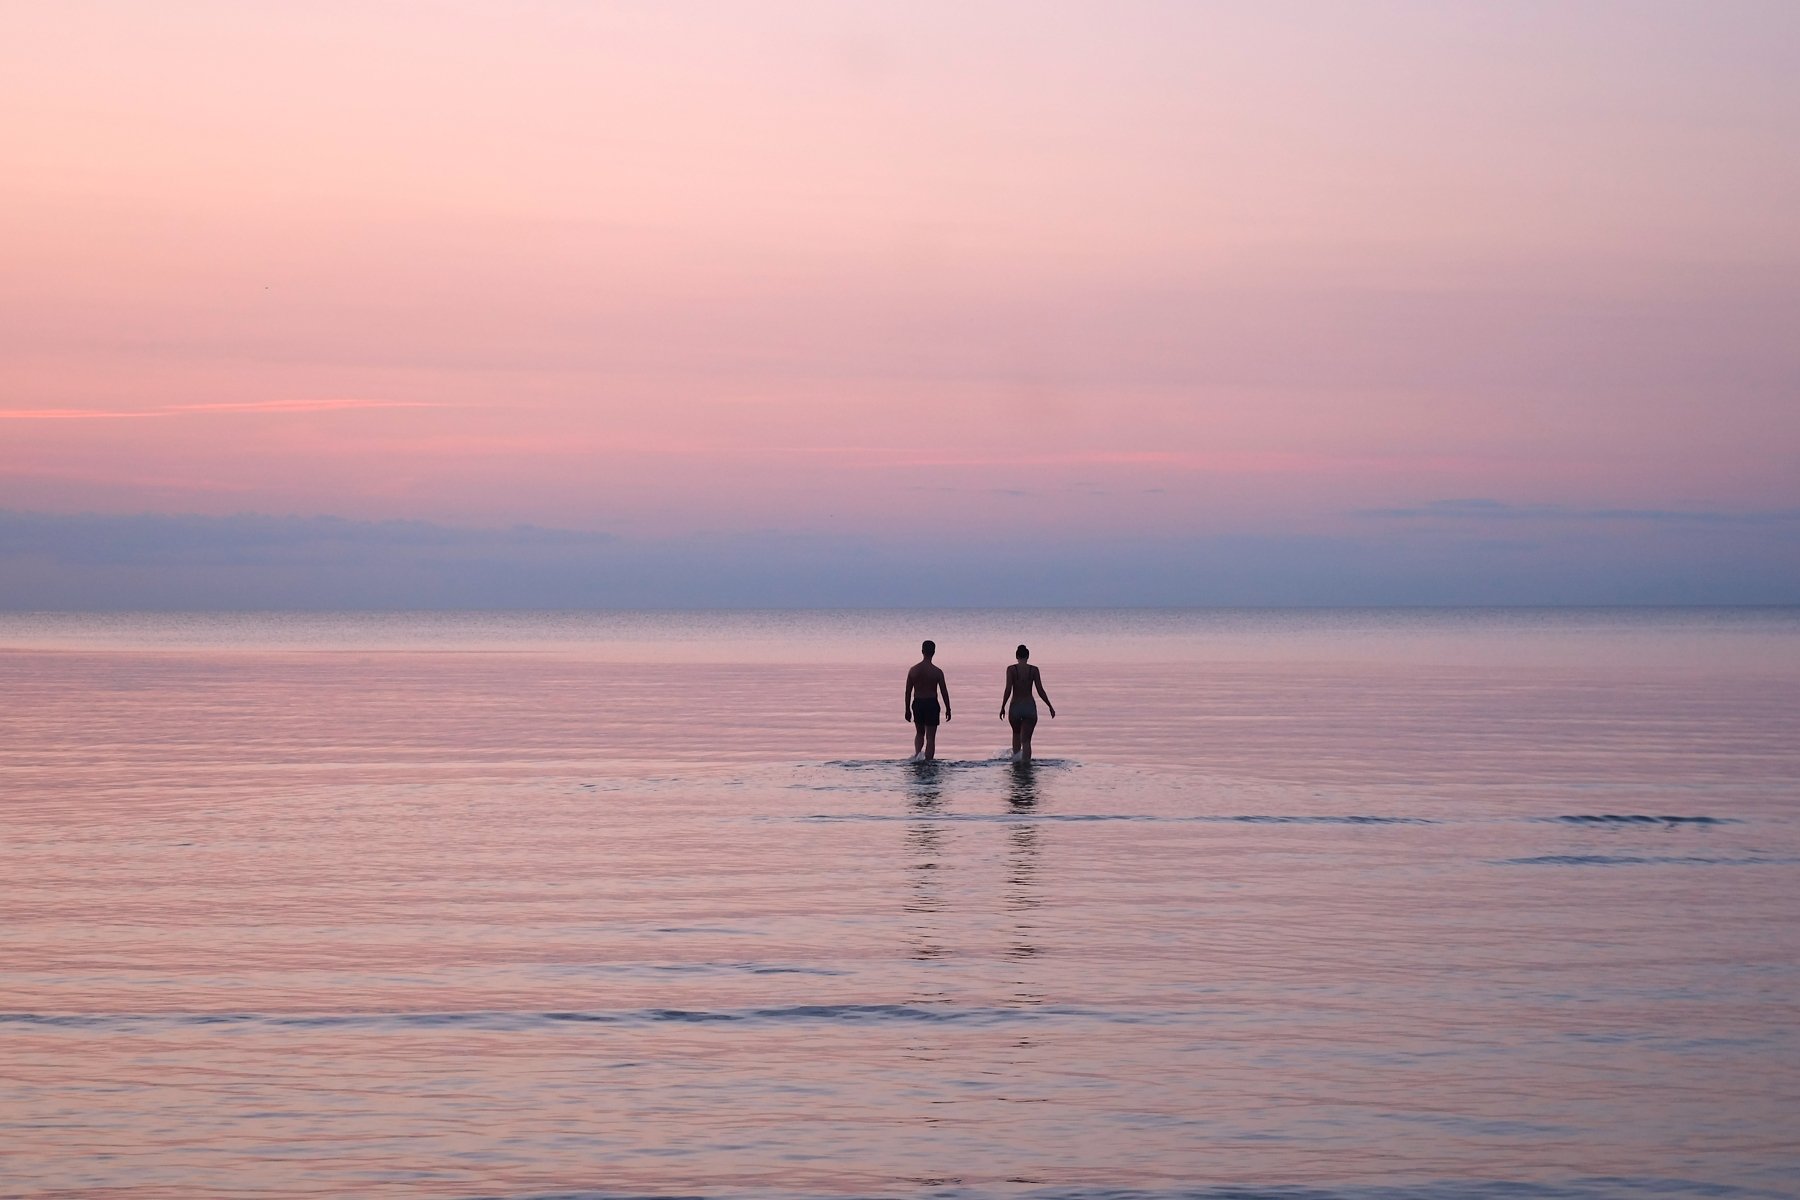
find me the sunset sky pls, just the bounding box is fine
[3,1,1796,606]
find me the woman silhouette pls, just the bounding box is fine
[999,644,1055,763]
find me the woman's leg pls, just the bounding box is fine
[1019,715,1037,762]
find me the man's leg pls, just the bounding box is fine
[924,724,938,761]
[913,723,926,760]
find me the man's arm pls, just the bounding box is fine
[938,672,952,721]
[904,666,915,721]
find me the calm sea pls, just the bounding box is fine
[3,608,1797,1200]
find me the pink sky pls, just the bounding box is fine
[2,2,1797,601]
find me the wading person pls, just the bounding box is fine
[999,644,1055,763]
[904,640,952,762]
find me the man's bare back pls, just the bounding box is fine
[906,661,946,703]
[904,641,951,761]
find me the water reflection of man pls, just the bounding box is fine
[904,640,952,762]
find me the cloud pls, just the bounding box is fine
[0,399,444,421]
[0,511,611,569]
[1,508,1796,609]
[1357,498,1800,526]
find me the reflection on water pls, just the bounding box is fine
[1007,760,1042,812]
[905,764,949,966]
[1006,765,1044,976]
[1,610,1798,1198]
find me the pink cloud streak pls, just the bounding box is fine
[0,399,443,421]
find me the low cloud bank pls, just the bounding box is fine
[1359,498,1800,526]
[0,509,1794,609]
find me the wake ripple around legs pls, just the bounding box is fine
[824,756,1080,770]
[797,812,1433,824]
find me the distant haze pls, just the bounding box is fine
[3,3,1796,607]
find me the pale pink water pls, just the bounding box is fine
[2,610,1797,1199]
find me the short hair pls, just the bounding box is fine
[1016,644,1029,660]
[921,640,936,657]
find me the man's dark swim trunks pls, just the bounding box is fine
[913,697,941,727]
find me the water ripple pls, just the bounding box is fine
[1552,814,1736,827]
[0,1003,1144,1033]
[489,1177,1793,1200]
[1500,854,1794,867]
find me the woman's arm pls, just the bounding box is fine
[1034,667,1055,718]
[999,667,1013,717]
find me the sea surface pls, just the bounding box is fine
[2,608,1797,1200]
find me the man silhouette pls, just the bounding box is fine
[904,640,952,761]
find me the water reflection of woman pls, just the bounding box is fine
[998,644,1055,763]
